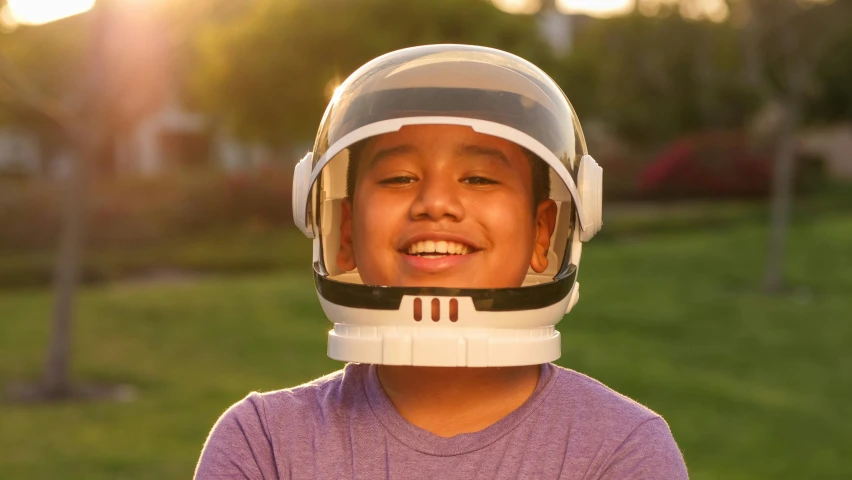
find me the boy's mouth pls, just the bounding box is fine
[404,240,474,258]
[399,232,482,261]
[398,235,481,274]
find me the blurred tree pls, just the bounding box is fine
[553,9,756,147]
[567,0,848,292]
[0,10,88,161]
[193,0,553,147]
[804,7,852,124]
[0,0,246,400]
[156,0,256,110]
[720,0,850,293]
[0,0,253,173]
[0,2,106,400]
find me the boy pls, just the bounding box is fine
[196,45,688,479]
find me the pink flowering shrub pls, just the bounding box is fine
[638,132,773,199]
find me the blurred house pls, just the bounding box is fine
[537,7,595,56]
[0,128,41,176]
[799,125,852,181]
[0,96,270,180]
[111,91,272,177]
[100,2,270,177]
[0,4,271,179]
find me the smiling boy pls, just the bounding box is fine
[338,125,556,291]
[195,45,688,479]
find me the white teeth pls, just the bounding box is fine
[406,240,473,255]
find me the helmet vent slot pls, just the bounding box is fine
[413,298,422,322]
[450,299,459,322]
[431,299,440,322]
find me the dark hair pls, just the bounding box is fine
[345,140,551,211]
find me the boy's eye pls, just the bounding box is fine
[378,176,416,185]
[462,176,498,185]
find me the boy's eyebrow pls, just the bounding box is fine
[368,144,416,168]
[456,144,510,166]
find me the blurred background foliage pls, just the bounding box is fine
[0,0,847,285]
[0,0,850,479]
[193,0,552,144]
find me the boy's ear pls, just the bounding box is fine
[530,199,558,274]
[337,198,357,272]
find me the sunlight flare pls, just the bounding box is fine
[7,0,95,26]
[491,0,542,15]
[559,0,634,17]
[493,0,635,17]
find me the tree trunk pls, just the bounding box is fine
[42,134,89,397]
[762,100,799,293]
[40,2,109,397]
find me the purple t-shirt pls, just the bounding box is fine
[195,363,687,479]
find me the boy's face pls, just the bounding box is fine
[337,124,557,289]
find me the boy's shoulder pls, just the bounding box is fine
[195,365,369,479]
[540,366,687,478]
[222,363,368,426]
[545,364,664,429]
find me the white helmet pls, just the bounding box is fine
[293,45,602,367]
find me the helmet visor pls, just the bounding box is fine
[307,45,587,285]
[312,44,586,172]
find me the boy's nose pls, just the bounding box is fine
[409,176,465,222]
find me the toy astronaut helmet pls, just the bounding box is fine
[293,44,602,367]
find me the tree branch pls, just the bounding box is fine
[0,54,74,129]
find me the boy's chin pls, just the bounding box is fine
[384,273,526,290]
[398,278,476,289]
[356,258,528,289]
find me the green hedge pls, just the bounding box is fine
[0,165,293,252]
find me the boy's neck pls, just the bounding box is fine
[375,364,541,438]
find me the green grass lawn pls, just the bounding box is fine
[0,228,311,288]
[1,211,850,479]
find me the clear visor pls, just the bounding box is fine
[308,45,588,286]
[313,44,586,170]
